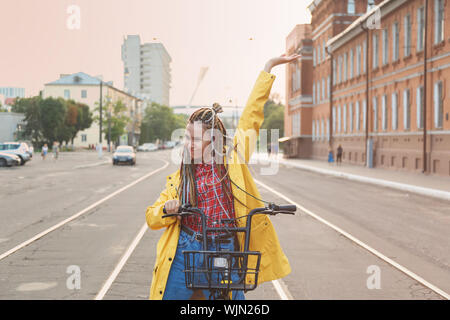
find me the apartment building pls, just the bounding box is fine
[43,72,142,148]
[121,35,172,107]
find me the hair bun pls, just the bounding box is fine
[212,102,223,114]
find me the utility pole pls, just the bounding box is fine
[423,0,429,174]
[98,80,103,158]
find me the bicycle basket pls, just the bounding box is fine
[183,250,261,292]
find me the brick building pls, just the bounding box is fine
[284,0,450,176]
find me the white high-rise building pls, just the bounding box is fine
[121,35,172,106]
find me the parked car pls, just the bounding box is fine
[0,142,31,165]
[163,141,177,149]
[137,143,158,152]
[0,152,21,167]
[112,145,136,165]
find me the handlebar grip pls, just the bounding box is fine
[275,204,297,212]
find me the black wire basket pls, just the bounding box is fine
[183,250,261,291]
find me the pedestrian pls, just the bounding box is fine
[52,142,59,160]
[327,148,334,165]
[41,144,48,160]
[267,143,272,158]
[336,144,343,165]
[146,53,299,300]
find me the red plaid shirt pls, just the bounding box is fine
[182,163,236,234]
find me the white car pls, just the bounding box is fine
[112,146,136,165]
[137,143,158,152]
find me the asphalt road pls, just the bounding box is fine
[0,150,447,299]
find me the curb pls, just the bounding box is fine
[253,154,450,202]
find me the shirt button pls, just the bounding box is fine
[168,257,172,261]
[159,291,163,295]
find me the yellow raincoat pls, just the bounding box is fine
[145,70,291,300]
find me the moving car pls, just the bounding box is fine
[137,143,158,152]
[112,145,136,165]
[0,142,31,165]
[0,152,21,167]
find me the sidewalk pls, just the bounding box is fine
[252,152,450,201]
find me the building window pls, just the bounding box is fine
[392,22,399,61]
[333,107,337,133]
[363,40,367,73]
[317,81,320,103]
[327,118,330,141]
[349,103,353,132]
[338,105,342,132]
[81,134,87,142]
[327,76,331,99]
[350,49,354,79]
[434,81,444,128]
[356,45,361,76]
[313,83,316,104]
[292,113,300,136]
[417,86,424,129]
[363,100,367,130]
[322,78,325,101]
[403,89,411,130]
[343,104,347,132]
[81,90,87,98]
[312,120,316,141]
[373,96,378,131]
[338,56,342,83]
[348,0,356,14]
[417,7,425,51]
[343,52,348,82]
[356,101,360,131]
[382,95,388,131]
[404,14,411,57]
[373,33,379,69]
[382,28,389,65]
[64,89,70,99]
[321,118,325,140]
[435,0,445,44]
[392,92,398,130]
[322,41,326,62]
[333,58,337,85]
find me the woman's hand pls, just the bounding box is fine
[164,199,180,214]
[164,199,182,221]
[264,53,301,73]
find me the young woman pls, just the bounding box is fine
[146,53,300,300]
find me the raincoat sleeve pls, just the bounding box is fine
[145,187,177,230]
[233,70,276,163]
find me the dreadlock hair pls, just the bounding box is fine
[178,103,246,208]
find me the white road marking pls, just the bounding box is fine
[272,279,293,300]
[94,222,148,300]
[0,160,169,262]
[254,178,450,300]
[16,282,58,292]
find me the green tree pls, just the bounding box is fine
[261,98,285,144]
[13,97,42,146]
[139,102,186,144]
[94,99,130,146]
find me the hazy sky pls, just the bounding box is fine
[0,0,311,107]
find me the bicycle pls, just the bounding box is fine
[162,202,296,300]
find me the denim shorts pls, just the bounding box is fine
[163,229,245,300]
